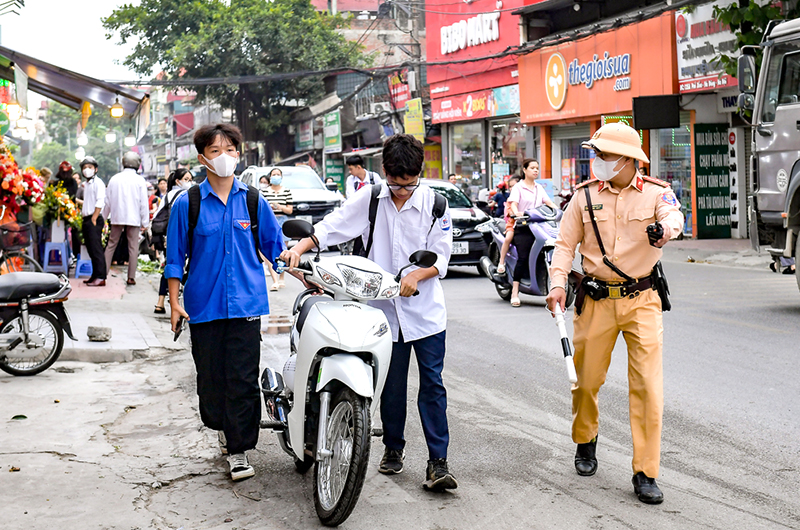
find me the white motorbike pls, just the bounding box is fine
[262,219,437,527]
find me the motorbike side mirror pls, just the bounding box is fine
[282,219,314,239]
[395,250,438,282]
[409,250,438,269]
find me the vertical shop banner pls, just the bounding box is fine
[404,98,425,142]
[323,111,342,154]
[325,158,345,191]
[424,145,443,180]
[296,120,313,151]
[388,69,411,110]
[694,124,731,239]
[728,127,747,239]
[492,163,509,188]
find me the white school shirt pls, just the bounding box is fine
[81,176,106,217]
[313,182,453,342]
[102,168,150,227]
[345,171,383,199]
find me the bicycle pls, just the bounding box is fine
[0,222,43,274]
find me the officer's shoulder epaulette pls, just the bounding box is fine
[643,176,670,188]
[575,178,600,190]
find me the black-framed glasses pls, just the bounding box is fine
[386,180,420,191]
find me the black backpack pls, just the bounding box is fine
[151,192,180,237]
[360,184,448,258]
[182,184,262,284]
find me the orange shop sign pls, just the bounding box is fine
[518,14,677,123]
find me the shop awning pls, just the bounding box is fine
[0,45,148,119]
[343,147,383,158]
[276,150,314,165]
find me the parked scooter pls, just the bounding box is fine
[262,219,437,527]
[478,205,575,307]
[0,272,77,376]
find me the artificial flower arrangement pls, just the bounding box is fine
[0,142,45,218]
[41,183,82,230]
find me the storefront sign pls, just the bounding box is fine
[676,2,739,94]
[424,145,443,180]
[296,120,313,151]
[324,158,345,190]
[388,69,411,110]
[404,98,425,142]
[323,111,342,154]
[695,123,731,238]
[440,11,501,55]
[493,84,520,115]
[432,89,494,123]
[520,14,676,123]
[728,127,747,238]
[716,89,739,114]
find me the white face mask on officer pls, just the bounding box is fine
[201,152,238,177]
[592,155,628,182]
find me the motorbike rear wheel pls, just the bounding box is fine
[313,388,370,527]
[0,309,64,376]
[0,251,43,274]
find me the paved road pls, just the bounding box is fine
[2,252,798,529]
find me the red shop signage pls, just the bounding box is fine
[432,89,494,123]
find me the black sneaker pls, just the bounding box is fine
[378,448,404,474]
[423,458,458,491]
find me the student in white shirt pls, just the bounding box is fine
[345,155,383,199]
[281,134,458,492]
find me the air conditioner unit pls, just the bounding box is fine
[371,102,392,115]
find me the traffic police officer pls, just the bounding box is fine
[546,122,684,504]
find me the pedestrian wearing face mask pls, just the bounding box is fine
[545,122,684,505]
[259,169,293,290]
[165,124,284,482]
[152,168,193,313]
[78,156,107,286]
[102,151,150,286]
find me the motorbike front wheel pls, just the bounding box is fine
[313,388,370,527]
[489,244,512,301]
[0,309,64,376]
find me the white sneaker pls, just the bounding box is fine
[218,431,228,455]
[228,453,255,481]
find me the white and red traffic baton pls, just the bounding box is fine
[554,304,578,384]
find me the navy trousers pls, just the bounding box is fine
[380,330,449,460]
[189,317,261,454]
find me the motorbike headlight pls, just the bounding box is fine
[476,221,494,233]
[317,266,342,287]
[337,264,383,299]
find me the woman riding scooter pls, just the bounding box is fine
[506,159,557,307]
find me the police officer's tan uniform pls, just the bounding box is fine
[548,123,683,501]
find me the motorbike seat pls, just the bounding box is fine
[296,294,333,334]
[0,272,62,301]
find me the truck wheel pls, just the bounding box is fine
[795,235,800,292]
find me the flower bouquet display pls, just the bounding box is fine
[0,141,46,224]
[41,183,82,232]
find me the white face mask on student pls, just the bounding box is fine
[201,152,238,177]
[591,156,628,182]
[177,180,192,190]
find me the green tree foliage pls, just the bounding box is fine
[103,0,370,136]
[32,142,70,173]
[713,1,800,76]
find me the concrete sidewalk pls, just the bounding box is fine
[661,237,775,270]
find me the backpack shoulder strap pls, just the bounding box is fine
[246,185,263,263]
[369,171,375,185]
[362,184,382,257]
[183,185,202,284]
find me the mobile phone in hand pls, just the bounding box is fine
[173,316,185,342]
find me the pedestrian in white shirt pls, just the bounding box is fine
[102,151,149,285]
[281,134,458,492]
[78,157,107,286]
[345,155,383,199]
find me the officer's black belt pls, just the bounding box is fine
[593,277,654,300]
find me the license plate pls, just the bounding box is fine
[452,241,468,255]
[296,215,313,224]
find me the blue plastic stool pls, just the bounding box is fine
[43,241,69,275]
[75,259,92,278]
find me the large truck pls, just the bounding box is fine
[738,18,800,290]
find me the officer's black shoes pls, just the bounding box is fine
[423,458,458,492]
[574,435,598,476]
[378,448,405,474]
[632,472,664,504]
